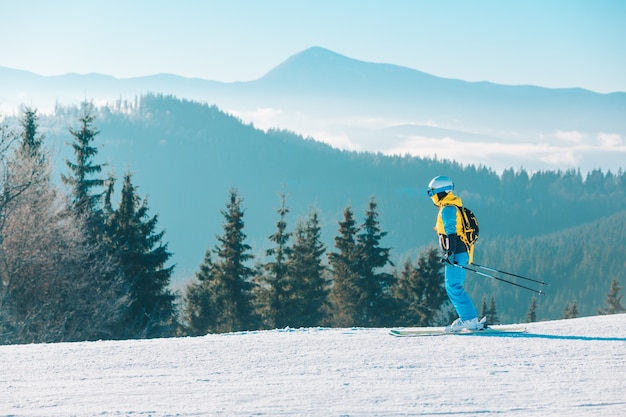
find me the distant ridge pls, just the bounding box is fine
[1,46,624,173]
[254,46,451,95]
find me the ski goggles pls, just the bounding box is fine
[427,185,453,197]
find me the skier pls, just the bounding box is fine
[427,175,483,332]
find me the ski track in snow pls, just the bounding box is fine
[1,314,625,416]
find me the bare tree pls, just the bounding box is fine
[0,113,128,344]
[0,117,33,237]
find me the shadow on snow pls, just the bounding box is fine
[461,332,626,342]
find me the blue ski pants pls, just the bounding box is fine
[445,252,478,321]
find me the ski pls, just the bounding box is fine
[389,325,527,337]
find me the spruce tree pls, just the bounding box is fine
[182,250,216,336]
[258,192,292,328]
[19,106,44,162]
[328,206,361,327]
[526,297,538,322]
[597,279,625,315]
[480,297,488,320]
[391,259,418,325]
[284,210,329,327]
[416,247,449,324]
[390,247,447,327]
[356,197,394,326]
[104,173,176,338]
[61,102,107,234]
[479,295,499,325]
[487,295,500,325]
[199,189,258,333]
[562,301,579,319]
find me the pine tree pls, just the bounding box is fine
[61,102,107,234]
[328,206,361,327]
[284,210,329,327]
[19,106,45,162]
[479,295,500,325]
[390,247,447,327]
[487,295,500,325]
[329,199,395,327]
[526,297,538,323]
[182,250,216,336]
[392,259,420,325]
[355,197,394,326]
[257,192,292,328]
[597,279,626,315]
[562,301,579,319]
[104,173,176,338]
[480,297,488,319]
[189,189,258,333]
[418,247,449,325]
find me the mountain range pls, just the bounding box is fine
[2,46,625,173]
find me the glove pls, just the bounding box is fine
[440,234,458,264]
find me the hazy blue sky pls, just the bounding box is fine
[1,0,624,93]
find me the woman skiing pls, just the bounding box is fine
[427,175,482,332]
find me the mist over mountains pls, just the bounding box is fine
[2,46,625,173]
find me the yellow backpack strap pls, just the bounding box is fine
[467,243,474,265]
[456,206,475,264]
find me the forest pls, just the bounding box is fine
[0,95,624,344]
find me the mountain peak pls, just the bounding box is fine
[256,46,436,94]
[289,46,352,64]
[260,46,361,81]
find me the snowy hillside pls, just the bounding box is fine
[2,314,625,416]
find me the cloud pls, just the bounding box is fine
[228,107,284,131]
[382,135,587,172]
[339,117,439,130]
[310,130,362,151]
[229,108,371,150]
[597,132,623,148]
[384,135,547,159]
[224,108,626,174]
[538,149,580,166]
[554,130,585,143]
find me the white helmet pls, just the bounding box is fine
[427,175,454,197]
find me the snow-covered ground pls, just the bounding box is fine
[2,314,625,416]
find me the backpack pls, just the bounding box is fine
[458,206,479,264]
[458,206,479,246]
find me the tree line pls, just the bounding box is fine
[0,104,453,343]
[181,189,454,335]
[1,103,624,344]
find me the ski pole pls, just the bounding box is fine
[447,260,546,295]
[471,263,548,286]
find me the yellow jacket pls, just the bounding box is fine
[432,192,475,263]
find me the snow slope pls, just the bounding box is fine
[1,314,625,416]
